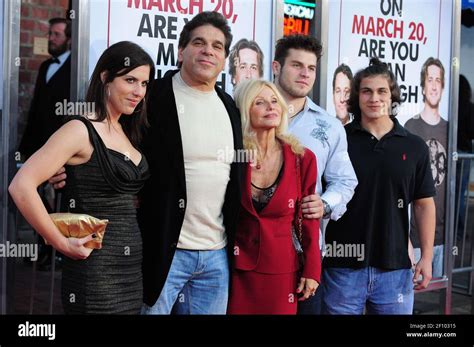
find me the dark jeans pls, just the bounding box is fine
[297,281,323,314]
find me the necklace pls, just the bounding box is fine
[251,182,270,190]
[255,141,281,170]
[251,160,283,198]
[252,147,283,191]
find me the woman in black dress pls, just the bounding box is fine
[9,41,154,314]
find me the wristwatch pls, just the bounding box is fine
[322,199,332,219]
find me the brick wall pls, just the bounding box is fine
[18,0,70,142]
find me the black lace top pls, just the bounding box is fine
[251,164,284,213]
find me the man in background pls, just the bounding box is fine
[19,17,71,159]
[18,17,71,271]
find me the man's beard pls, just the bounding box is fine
[279,78,309,98]
[48,40,68,57]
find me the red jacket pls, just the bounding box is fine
[233,143,321,282]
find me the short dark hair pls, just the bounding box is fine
[86,41,155,146]
[49,17,71,39]
[274,34,323,67]
[332,64,353,91]
[348,57,402,121]
[228,38,264,84]
[420,57,445,101]
[177,11,233,68]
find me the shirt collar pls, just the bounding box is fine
[304,96,323,114]
[348,117,407,137]
[289,97,325,125]
[293,96,326,118]
[53,50,70,64]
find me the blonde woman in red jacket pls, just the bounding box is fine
[228,79,321,314]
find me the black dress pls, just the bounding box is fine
[61,117,149,314]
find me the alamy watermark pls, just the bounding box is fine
[217,146,258,166]
[55,99,95,116]
[0,241,38,261]
[390,102,424,118]
[323,241,365,261]
[18,321,55,340]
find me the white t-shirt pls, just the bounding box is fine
[173,72,234,250]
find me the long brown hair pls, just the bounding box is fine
[86,41,155,146]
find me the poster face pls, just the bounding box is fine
[89,0,276,94]
[325,0,452,126]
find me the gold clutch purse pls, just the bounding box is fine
[47,213,109,249]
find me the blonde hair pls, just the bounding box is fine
[234,79,304,164]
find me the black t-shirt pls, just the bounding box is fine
[324,118,436,270]
[404,115,447,247]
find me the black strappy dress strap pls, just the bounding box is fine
[67,116,149,194]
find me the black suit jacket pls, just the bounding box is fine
[138,70,243,306]
[19,55,71,158]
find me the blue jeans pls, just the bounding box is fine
[321,267,414,314]
[141,248,229,314]
[413,245,444,278]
